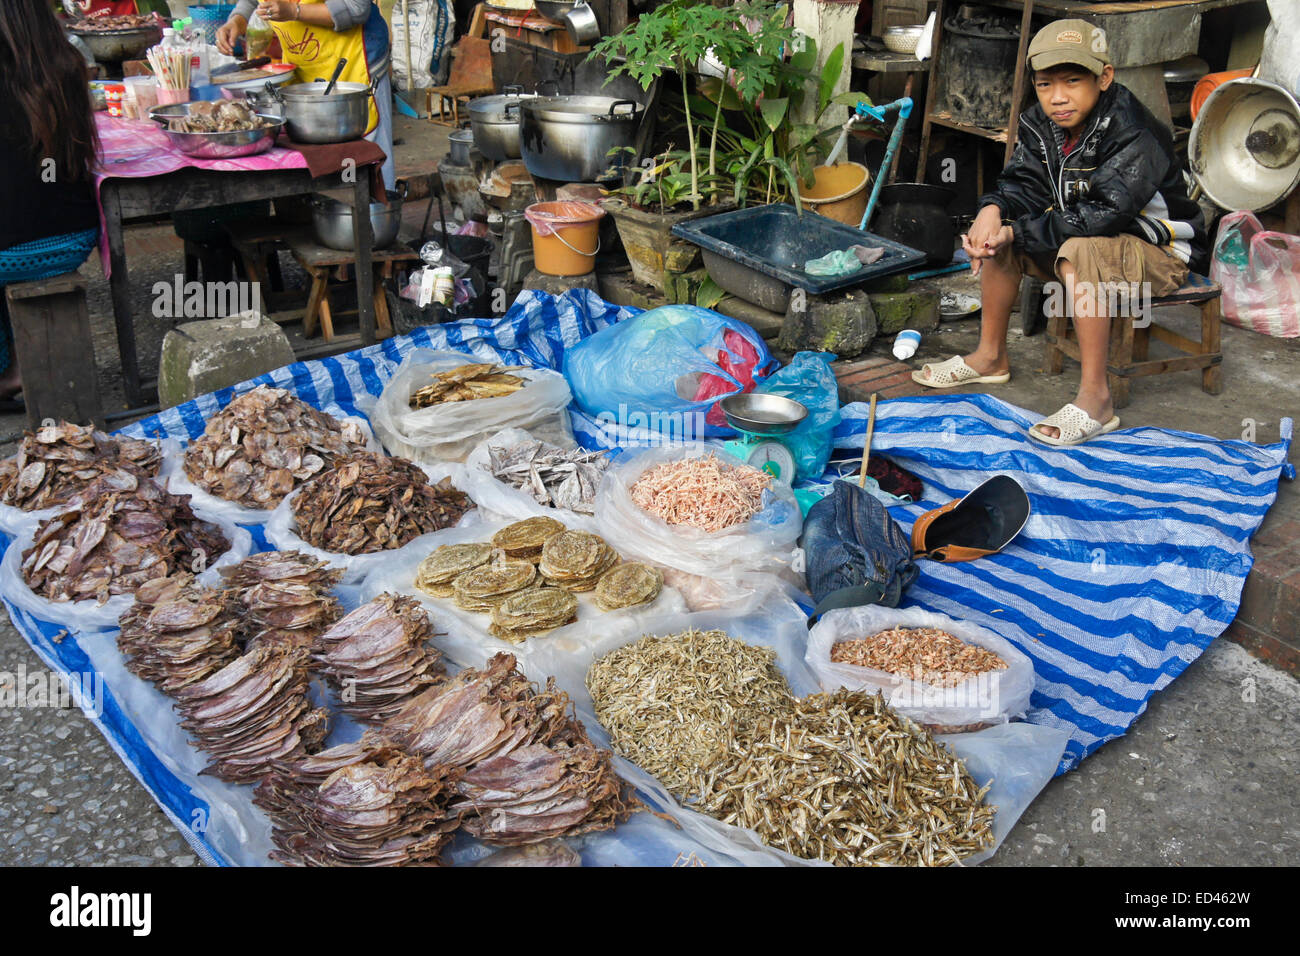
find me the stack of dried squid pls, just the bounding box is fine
[117,574,242,695]
[219,550,342,652]
[182,386,369,509]
[483,440,610,514]
[0,421,162,512]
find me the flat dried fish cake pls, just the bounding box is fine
[415,543,494,596]
[452,557,537,611]
[538,530,617,591]
[594,562,663,612]
[489,587,578,642]
[491,516,566,560]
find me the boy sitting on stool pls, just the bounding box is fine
[913,18,1208,446]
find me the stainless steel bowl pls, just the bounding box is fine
[534,0,579,20]
[883,24,926,54]
[68,24,162,63]
[311,190,405,251]
[158,115,285,159]
[719,393,808,436]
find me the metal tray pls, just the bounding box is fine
[671,203,926,296]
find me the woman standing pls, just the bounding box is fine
[1,0,102,410]
[217,1,396,190]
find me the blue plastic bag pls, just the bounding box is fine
[563,305,778,439]
[755,351,842,481]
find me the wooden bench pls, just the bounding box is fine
[284,230,416,343]
[5,273,104,429]
[1044,272,1223,409]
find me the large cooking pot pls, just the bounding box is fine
[467,89,538,161]
[266,79,374,144]
[67,24,162,63]
[519,95,643,183]
[311,187,406,251]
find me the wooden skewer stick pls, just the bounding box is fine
[858,392,878,488]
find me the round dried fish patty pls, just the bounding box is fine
[489,587,578,641]
[594,562,664,612]
[538,530,617,589]
[491,516,567,559]
[415,542,495,592]
[452,558,538,611]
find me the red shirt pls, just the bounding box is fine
[80,1,140,16]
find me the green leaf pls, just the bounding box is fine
[695,78,744,111]
[759,97,788,132]
[832,90,873,110]
[696,277,727,310]
[818,43,846,116]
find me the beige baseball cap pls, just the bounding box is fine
[1027,19,1111,75]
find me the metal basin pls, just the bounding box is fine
[273,80,373,144]
[720,393,808,436]
[519,95,642,182]
[68,24,162,63]
[311,189,404,250]
[159,116,284,159]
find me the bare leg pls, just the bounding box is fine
[917,246,1019,381]
[1036,261,1114,438]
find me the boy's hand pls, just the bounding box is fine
[963,207,1012,276]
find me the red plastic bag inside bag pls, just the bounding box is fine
[1211,211,1300,338]
[695,330,762,427]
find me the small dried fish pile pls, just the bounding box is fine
[415,542,493,598]
[183,386,368,509]
[694,691,996,866]
[451,552,537,611]
[491,515,565,561]
[255,739,462,866]
[473,841,581,867]
[168,100,271,134]
[21,476,229,605]
[485,440,610,514]
[171,643,330,783]
[489,587,578,643]
[0,421,162,511]
[831,627,1008,688]
[593,562,663,612]
[292,452,471,555]
[117,574,242,695]
[587,629,996,866]
[314,594,445,723]
[219,551,343,652]
[537,530,617,591]
[629,453,772,532]
[410,363,527,409]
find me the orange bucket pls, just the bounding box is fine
[797,162,871,226]
[525,201,605,276]
[1191,69,1254,121]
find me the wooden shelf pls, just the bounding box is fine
[927,113,1009,143]
[851,49,926,73]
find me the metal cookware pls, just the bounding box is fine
[534,0,579,21]
[148,106,285,159]
[719,393,808,436]
[67,24,162,63]
[264,78,375,144]
[449,128,474,166]
[311,187,406,251]
[562,2,601,45]
[467,88,538,161]
[870,182,956,265]
[519,95,643,183]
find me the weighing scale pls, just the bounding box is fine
[719,393,824,515]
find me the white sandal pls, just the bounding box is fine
[1029,403,1121,446]
[912,355,1011,389]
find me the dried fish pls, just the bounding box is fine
[537,530,617,592]
[182,386,367,509]
[491,516,565,561]
[291,452,472,555]
[415,542,494,598]
[831,627,1008,688]
[629,453,772,532]
[593,562,663,612]
[117,573,242,695]
[472,841,581,866]
[0,421,162,512]
[489,587,578,643]
[410,364,528,409]
[483,440,610,515]
[220,550,343,652]
[452,552,537,611]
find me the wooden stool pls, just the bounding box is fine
[5,273,104,429]
[1044,272,1223,409]
[425,36,493,127]
[285,230,419,342]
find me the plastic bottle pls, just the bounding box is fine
[892,328,922,360]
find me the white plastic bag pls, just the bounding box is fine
[360,517,687,670]
[0,505,252,634]
[358,349,574,464]
[593,443,803,586]
[527,597,1068,867]
[460,426,607,530]
[392,0,457,91]
[161,409,380,526]
[1259,0,1300,97]
[264,461,478,584]
[806,605,1036,731]
[1211,211,1300,338]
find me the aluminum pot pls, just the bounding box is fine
[449,129,474,165]
[519,95,643,183]
[267,79,374,144]
[68,24,162,63]
[467,89,538,161]
[311,188,405,251]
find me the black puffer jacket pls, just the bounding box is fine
[978,83,1208,273]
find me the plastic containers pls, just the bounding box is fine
[795,162,871,226]
[524,201,604,276]
[892,328,921,360]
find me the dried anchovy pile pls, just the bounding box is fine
[831,627,1008,688]
[171,643,330,783]
[183,386,369,509]
[21,475,229,605]
[411,363,527,408]
[0,421,161,511]
[219,550,342,652]
[629,453,772,532]
[117,574,242,695]
[313,594,445,724]
[291,452,472,555]
[587,629,995,866]
[484,440,610,514]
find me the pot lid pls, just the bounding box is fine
[468,92,538,121]
[524,95,643,123]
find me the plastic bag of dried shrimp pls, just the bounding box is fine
[806,604,1035,731]
[358,349,575,464]
[593,443,803,596]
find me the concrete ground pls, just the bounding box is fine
[1,114,1297,867]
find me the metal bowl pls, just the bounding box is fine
[883,25,925,55]
[67,24,163,63]
[534,0,579,20]
[719,393,808,436]
[158,116,285,159]
[311,190,405,251]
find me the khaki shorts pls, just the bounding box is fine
[1000,235,1188,297]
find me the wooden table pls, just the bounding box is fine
[100,165,377,407]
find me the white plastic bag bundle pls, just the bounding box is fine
[806,605,1035,731]
[0,505,252,634]
[593,443,803,600]
[527,597,1068,867]
[358,349,575,464]
[1259,0,1300,97]
[460,426,607,530]
[161,408,380,526]
[264,461,478,584]
[392,0,457,91]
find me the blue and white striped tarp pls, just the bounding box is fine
[3,291,1291,864]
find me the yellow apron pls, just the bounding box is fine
[272,0,378,134]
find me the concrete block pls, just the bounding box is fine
[158,311,295,410]
[868,290,940,335]
[713,296,785,342]
[664,267,709,305]
[778,288,877,358]
[521,269,601,297]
